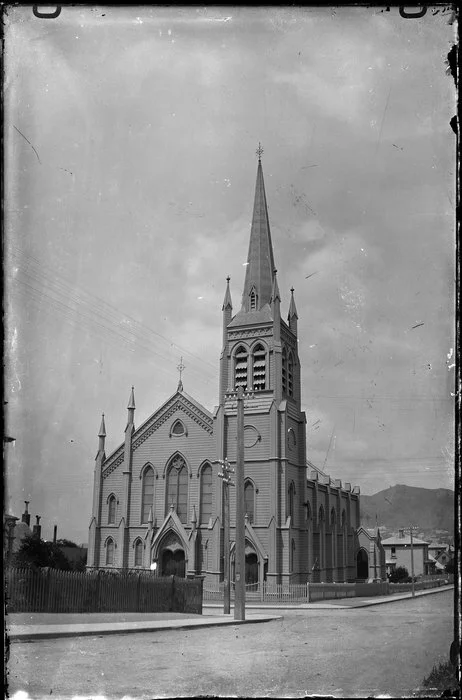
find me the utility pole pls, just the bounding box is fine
[234,386,246,621]
[409,525,417,597]
[218,457,235,615]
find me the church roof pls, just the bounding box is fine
[241,157,276,312]
[228,303,273,327]
[101,387,213,477]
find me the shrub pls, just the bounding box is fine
[388,566,409,583]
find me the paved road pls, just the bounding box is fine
[6,590,453,698]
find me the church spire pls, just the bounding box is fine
[97,413,106,456]
[288,287,298,335]
[126,387,135,431]
[98,413,106,438]
[222,276,232,310]
[241,146,275,312]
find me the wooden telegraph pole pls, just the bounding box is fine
[234,386,246,620]
[218,457,234,615]
[409,525,417,597]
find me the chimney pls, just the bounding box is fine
[398,528,405,539]
[32,515,42,539]
[53,525,57,544]
[21,501,31,527]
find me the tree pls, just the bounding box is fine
[444,560,454,575]
[13,534,71,570]
[388,566,409,583]
[55,538,78,548]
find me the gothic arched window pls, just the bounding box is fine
[166,456,188,523]
[106,538,114,566]
[108,495,116,524]
[331,507,337,528]
[244,479,255,524]
[134,539,143,567]
[252,343,266,391]
[141,466,154,524]
[171,420,186,437]
[200,463,213,525]
[234,346,248,391]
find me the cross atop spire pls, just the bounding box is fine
[177,357,185,392]
[256,142,264,161]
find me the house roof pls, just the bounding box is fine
[382,535,429,546]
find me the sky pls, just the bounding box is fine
[4,6,456,544]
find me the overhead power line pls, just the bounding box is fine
[7,245,217,382]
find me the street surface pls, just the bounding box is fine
[7,590,453,698]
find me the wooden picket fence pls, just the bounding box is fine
[5,567,203,615]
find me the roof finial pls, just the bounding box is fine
[177,357,185,391]
[256,142,264,161]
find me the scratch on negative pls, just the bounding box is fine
[13,125,41,164]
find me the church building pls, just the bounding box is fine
[88,153,371,586]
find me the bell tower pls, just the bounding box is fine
[214,146,307,586]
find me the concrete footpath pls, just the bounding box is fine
[7,585,452,642]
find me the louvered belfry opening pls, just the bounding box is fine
[282,347,287,394]
[252,343,266,390]
[234,346,248,390]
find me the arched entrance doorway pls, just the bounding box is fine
[356,548,369,579]
[157,531,186,578]
[231,542,261,590]
[245,552,258,588]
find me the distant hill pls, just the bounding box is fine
[360,484,455,534]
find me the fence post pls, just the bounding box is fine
[45,567,52,612]
[171,575,175,612]
[137,572,141,612]
[307,581,311,603]
[96,570,102,612]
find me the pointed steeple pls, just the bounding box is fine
[288,287,298,335]
[288,287,298,319]
[223,276,232,310]
[126,387,135,432]
[97,413,106,457]
[270,268,281,303]
[98,413,106,438]
[242,149,275,312]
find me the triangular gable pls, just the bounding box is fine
[245,520,268,561]
[357,525,378,541]
[149,507,190,556]
[230,521,268,562]
[102,389,213,478]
